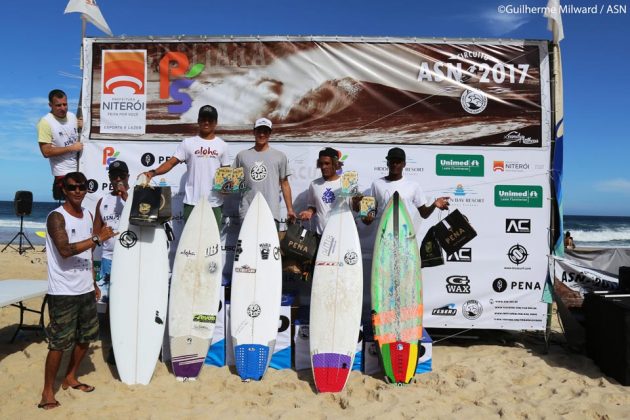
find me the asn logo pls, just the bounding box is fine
[159,52,205,114]
[495,185,543,208]
[493,160,505,172]
[103,51,146,95]
[506,219,531,233]
[445,275,471,294]
[447,248,471,262]
[432,304,457,316]
[436,154,484,177]
[102,147,120,168]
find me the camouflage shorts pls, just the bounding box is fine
[46,292,99,351]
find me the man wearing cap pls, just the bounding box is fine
[37,89,83,201]
[361,147,450,226]
[299,147,345,235]
[142,105,229,224]
[234,117,296,225]
[93,160,130,303]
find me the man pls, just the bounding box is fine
[299,147,345,234]
[93,160,129,303]
[234,118,296,225]
[143,105,229,224]
[37,89,83,201]
[361,147,450,226]
[40,172,116,410]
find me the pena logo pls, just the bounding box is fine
[103,50,146,95]
[159,52,205,114]
[102,147,120,169]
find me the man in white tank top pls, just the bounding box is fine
[93,160,129,303]
[37,89,83,200]
[40,172,116,410]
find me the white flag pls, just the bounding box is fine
[65,0,113,36]
[544,0,564,43]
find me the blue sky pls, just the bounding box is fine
[0,0,627,215]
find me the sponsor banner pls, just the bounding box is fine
[84,38,548,148]
[100,50,147,134]
[436,154,484,177]
[553,257,619,296]
[80,140,551,331]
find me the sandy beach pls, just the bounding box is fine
[1,248,629,419]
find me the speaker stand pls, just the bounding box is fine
[1,215,35,255]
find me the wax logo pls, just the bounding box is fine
[436,154,484,177]
[159,51,205,114]
[495,185,543,207]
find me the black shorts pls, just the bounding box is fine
[46,291,99,351]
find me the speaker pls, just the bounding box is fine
[585,293,630,385]
[14,191,33,216]
[620,267,630,293]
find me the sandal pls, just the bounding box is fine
[37,400,61,410]
[62,382,95,392]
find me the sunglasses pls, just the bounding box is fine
[65,183,87,192]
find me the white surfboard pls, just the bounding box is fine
[168,198,222,380]
[109,176,170,385]
[309,202,363,392]
[230,192,282,381]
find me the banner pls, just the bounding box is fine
[83,38,549,148]
[80,37,553,331]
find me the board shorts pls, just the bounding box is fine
[46,291,99,351]
[52,176,65,201]
[97,258,112,302]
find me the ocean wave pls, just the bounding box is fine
[570,227,630,244]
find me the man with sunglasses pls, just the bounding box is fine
[40,172,116,410]
[93,160,129,303]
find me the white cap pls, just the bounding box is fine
[254,118,272,129]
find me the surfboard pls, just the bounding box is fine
[310,202,363,393]
[35,231,46,239]
[371,191,423,385]
[109,175,170,385]
[168,197,223,381]
[230,192,282,381]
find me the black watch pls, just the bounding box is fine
[91,235,101,246]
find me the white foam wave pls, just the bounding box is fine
[570,228,630,243]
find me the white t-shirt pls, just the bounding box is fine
[370,177,428,233]
[307,177,344,234]
[173,135,230,206]
[37,112,79,176]
[98,193,125,259]
[46,206,95,295]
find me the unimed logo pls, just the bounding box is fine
[495,185,543,207]
[436,154,484,177]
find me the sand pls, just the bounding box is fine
[1,248,629,419]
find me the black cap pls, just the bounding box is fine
[386,147,406,161]
[318,147,339,159]
[108,160,129,174]
[198,105,218,121]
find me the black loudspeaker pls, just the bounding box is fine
[14,191,33,216]
[585,293,630,385]
[620,267,630,293]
